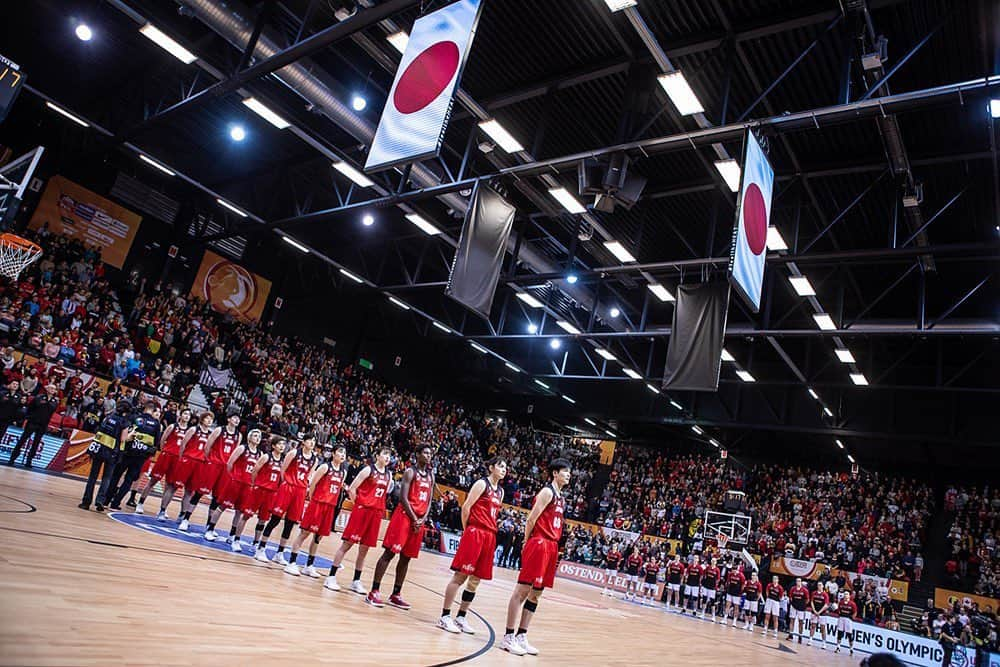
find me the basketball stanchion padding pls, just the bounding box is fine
[0,233,42,281]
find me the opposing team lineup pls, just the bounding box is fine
[78,406,574,658]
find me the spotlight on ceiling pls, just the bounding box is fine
[526,323,538,334]
[566,274,578,284]
[609,307,620,318]
[229,124,246,141]
[549,339,562,350]
[351,95,367,112]
[75,24,93,41]
[362,214,375,227]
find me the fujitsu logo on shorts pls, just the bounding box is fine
[462,564,475,572]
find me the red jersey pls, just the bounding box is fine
[531,484,565,542]
[701,565,721,588]
[643,560,660,577]
[838,599,858,618]
[726,570,746,595]
[255,453,283,491]
[283,450,317,488]
[811,589,830,612]
[789,584,810,610]
[766,583,784,601]
[743,580,762,599]
[160,425,187,456]
[230,446,261,485]
[467,478,504,531]
[354,464,391,510]
[668,560,686,583]
[626,553,643,573]
[605,550,623,568]
[312,463,347,505]
[406,467,433,517]
[183,427,212,461]
[685,563,704,586]
[209,427,241,466]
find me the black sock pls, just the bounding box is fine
[209,499,219,512]
[517,628,527,636]
[180,511,190,520]
[505,627,515,635]
[457,609,467,618]
[443,608,451,618]
[353,569,362,582]
[329,564,339,577]
[128,490,138,502]
[306,554,315,566]
[392,583,402,596]
[206,521,215,530]
[372,577,382,592]
[229,526,237,536]
[276,545,284,554]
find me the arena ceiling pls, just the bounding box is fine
[4,0,999,471]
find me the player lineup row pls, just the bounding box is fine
[599,548,864,655]
[78,407,574,657]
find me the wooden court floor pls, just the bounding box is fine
[0,467,861,666]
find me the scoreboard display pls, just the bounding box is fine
[0,54,25,123]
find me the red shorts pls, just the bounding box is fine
[217,477,246,510]
[450,525,497,580]
[252,487,278,520]
[382,508,425,559]
[167,456,202,489]
[518,536,559,589]
[149,452,178,482]
[271,485,307,523]
[212,469,233,500]
[193,461,225,496]
[140,458,153,476]
[342,505,384,547]
[301,500,336,537]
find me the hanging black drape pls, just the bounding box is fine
[662,281,730,392]
[445,182,516,318]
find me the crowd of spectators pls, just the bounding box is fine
[944,485,1000,597]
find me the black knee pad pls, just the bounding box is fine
[461,590,476,603]
[281,519,296,539]
[523,599,538,613]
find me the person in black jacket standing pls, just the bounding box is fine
[7,384,59,467]
[0,380,22,442]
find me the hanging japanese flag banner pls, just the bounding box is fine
[728,130,774,312]
[365,0,483,172]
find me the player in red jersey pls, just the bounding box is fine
[762,574,784,638]
[808,583,831,649]
[622,547,643,601]
[640,555,660,605]
[254,434,318,565]
[665,553,686,609]
[136,407,191,519]
[173,411,216,531]
[834,590,857,655]
[439,456,506,635]
[365,444,435,609]
[248,435,287,548]
[601,542,623,597]
[786,577,810,643]
[700,556,722,621]
[723,564,747,625]
[283,443,348,578]
[201,413,243,541]
[324,445,394,594]
[742,571,763,631]
[214,428,263,553]
[501,458,571,657]
[682,554,703,615]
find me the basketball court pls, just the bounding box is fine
[0,468,857,666]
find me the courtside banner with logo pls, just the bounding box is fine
[190,250,272,323]
[811,619,976,667]
[727,130,774,312]
[0,427,67,470]
[365,0,483,171]
[556,561,665,598]
[28,175,142,268]
[935,587,1000,614]
[769,557,907,602]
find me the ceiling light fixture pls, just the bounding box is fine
[605,429,616,437]
[836,439,845,449]
[847,454,856,464]
[229,124,246,141]
[609,307,621,318]
[823,407,834,417]
[432,321,452,334]
[721,348,735,362]
[139,23,197,64]
[595,348,617,361]
[216,198,248,217]
[504,362,521,373]
[835,348,856,363]
[534,379,550,389]
[850,373,869,386]
[362,214,375,227]
[281,235,309,253]
[766,226,788,251]
[549,339,562,350]
[387,296,410,310]
[603,240,637,263]
[566,273,579,284]
[75,24,93,42]
[691,425,703,434]
[137,154,175,176]
[646,383,660,394]
[713,159,742,192]
[478,119,524,153]
[789,275,816,296]
[622,368,642,379]
[332,160,374,188]
[556,320,581,335]
[470,342,488,354]
[405,212,441,235]
[669,400,683,410]
[548,187,586,214]
[516,292,544,308]
[736,370,756,382]
[808,388,819,400]
[604,0,638,11]
[45,101,89,127]
[657,70,705,115]
[813,313,837,330]
[647,283,675,302]
[584,418,597,426]
[351,94,367,112]
[339,268,364,283]
[526,322,538,334]
[242,97,289,129]
[562,395,576,404]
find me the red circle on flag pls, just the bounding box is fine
[393,41,461,115]
[742,182,768,255]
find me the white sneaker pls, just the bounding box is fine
[323,576,341,591]
[134,503,144,515]
[500,634,526,655]
[700,612,706,619]
[438,616,461,634]
[349,579,368,595]
[303,565,320,578]
[274,552,289,566]
[230,540,242,553]
[284,563,301,576]
[517,634,539,656]
[455,616,476,634]
[156,511,167,522]
[254,548,270,563]
[204,529,217,541]
[178,519,190,532]
[820,643,826,651]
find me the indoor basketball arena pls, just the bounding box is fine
[0,1,997,666]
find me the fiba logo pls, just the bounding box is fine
[203,260,258,318]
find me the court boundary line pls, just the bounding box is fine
[0,494,37,513]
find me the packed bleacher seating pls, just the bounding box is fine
[944,484,1000,597]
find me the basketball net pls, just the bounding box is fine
[0,234,42,281]
[716,533,729,553]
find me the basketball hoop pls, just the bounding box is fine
[0,234,42,281]
[717,533,730,552]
